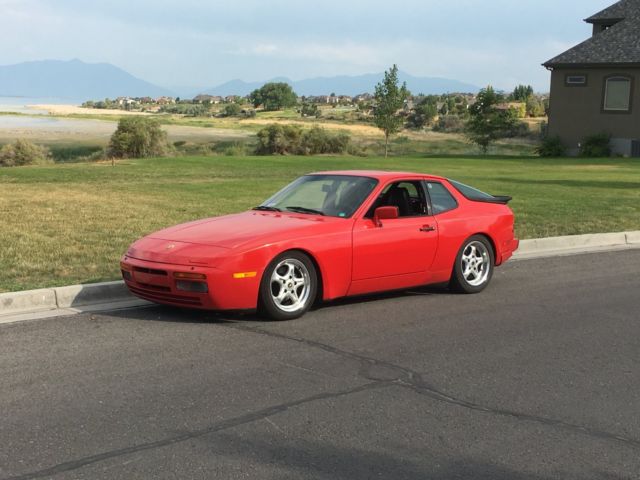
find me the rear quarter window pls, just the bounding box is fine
[425,182,458,214]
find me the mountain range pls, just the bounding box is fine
[203,73,480,97]
[0,59,480,101]
[0,59,173,100]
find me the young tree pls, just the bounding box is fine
[465,86,518,153]
[249,82,298,111]
[374,64,410,157]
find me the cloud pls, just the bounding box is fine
[0,0,615,91]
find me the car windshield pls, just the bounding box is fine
[258,175,378,218]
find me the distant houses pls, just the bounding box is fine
[544,0,640,156]
[81,90,486,126]
[193,94,223,104]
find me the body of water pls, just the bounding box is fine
[0,96,79,114]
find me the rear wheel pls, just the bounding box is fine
[449,235,494,294]
[259,251,317,320]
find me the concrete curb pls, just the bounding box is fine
[1,281,147,322]
[1,230,639,323]
[513,231,640,260]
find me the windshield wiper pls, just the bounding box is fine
[285,206,325,216]
[252,206,282,212]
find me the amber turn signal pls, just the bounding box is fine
[120,261,132,271]
[233,272,257,279]
[173,272,207,280]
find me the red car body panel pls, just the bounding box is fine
[121,171,519,311]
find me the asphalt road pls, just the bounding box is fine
[2,250,640,480]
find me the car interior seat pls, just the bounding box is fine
[387,187,411,216]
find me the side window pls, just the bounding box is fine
[425,182,458,215]
[603,75,633,112]
[366,180,428,218]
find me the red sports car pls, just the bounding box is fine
[121,171,519,320]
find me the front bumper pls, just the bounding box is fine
[120,255,261,311]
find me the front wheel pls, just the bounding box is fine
[449,235,494,294]
[259,251,317,320]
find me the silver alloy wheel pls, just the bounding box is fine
[461,241,491,287]
[270,258,311,313]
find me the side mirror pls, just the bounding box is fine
[373,206,399,227]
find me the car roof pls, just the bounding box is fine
[309,170,447,182]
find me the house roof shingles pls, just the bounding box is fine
[544,0,640,67]
[585,0,638,22]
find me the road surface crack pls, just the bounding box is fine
[2,381,389,480]
[228,323,640,450]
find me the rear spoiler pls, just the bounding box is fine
[490,195,512,205]
[466,195,512,205]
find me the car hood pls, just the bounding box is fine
[146,210,340,249]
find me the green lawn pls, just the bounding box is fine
[1,155,639,292]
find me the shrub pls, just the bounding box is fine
[503,121,531,138]
[300,102,319,118]
[49,145,103,162]
[255,124,301,155]
[0,139,53,167]
[221,103,242,117]
[255,124,350,155]
[300,126,350,154]
[535,136,566,157]
[433,115,466,133]
[107,117,171,158]
[224,142,248,156]
[159,104,209,116]
[580,133,611,157]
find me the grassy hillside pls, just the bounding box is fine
[1,155,639,292]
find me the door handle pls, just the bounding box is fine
[420,225,436,232]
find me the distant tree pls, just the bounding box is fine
[465,85,518,153]
[406,96,438,129]
[107,117,171,158]
[0,139,52,167]
[525,95,546,117]
[300,102,319,118]
[374,64,410,157]
[511,84,534,102]
[249,82,298,111]
[222,103,242,117]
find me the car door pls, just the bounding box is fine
[351,180,439,283]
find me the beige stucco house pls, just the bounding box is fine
[544,0,640,156]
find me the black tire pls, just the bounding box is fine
[449,235,495,294]
[259,251,318,320]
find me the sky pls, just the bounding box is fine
[0,0,616,92]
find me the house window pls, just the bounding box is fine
[566,75,587,86]
[604,76,632,112]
